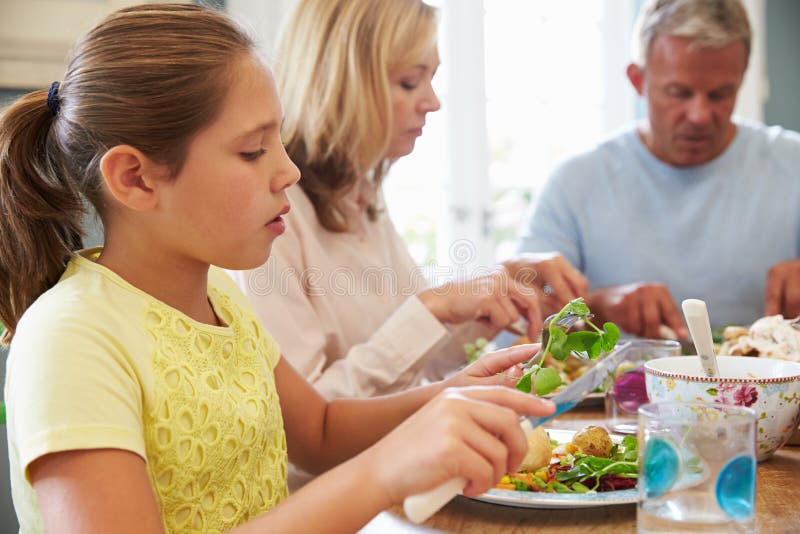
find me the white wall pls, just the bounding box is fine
[737,0,767,122]
[0,0,179,89]
[226,0,297,58]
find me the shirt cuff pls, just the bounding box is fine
[371,295,451,377]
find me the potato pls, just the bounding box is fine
[570,425,613,458]
[519,426,553,471]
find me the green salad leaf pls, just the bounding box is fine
[516,297,620,396]
[555,436,639,491]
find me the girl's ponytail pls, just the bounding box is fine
[0,90,84,343]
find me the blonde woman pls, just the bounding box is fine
[231,0,587,401]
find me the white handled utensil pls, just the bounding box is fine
[681,299,719,377]
[403,342,630,524]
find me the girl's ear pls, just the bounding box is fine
[99,145,166,211]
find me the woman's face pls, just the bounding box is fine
[386,46,441,159]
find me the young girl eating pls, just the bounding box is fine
[0,4,553,533]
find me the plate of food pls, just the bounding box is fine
[538,353,605,405]
[470,426,638,509]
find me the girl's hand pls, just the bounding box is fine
[445,343,540,389]
[418,269,542,339]
[363,386,555,504]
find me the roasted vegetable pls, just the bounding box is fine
[519,426,553,472]
[570,425,613,458]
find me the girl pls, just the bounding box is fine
[0,4,553,533]
[230,0,588,401]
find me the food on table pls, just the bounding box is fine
[570,425,613,458]
[519,426,553,472]
[496,426,638,493]
[719,315,800,362]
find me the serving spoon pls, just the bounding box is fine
[681,299,719,377]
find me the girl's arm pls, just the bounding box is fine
[30,449,166,534]
[278,344,538,474]
[234,378,553,533]
[30,345,550,533]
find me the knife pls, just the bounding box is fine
[402,341,630,524]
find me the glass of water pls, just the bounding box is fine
[637,401,757,534]
[604,339,680,434]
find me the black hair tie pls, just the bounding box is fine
[47,81,61,117]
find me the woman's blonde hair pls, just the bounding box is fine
[0,4,255,342]
[276,0,438,232]
[631,0,752,67]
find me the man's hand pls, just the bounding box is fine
[587,282,687,339]
[503,252,588,315]
[765,259,800,319]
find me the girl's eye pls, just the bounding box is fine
[400,81,418,91]
[240,148,267,161]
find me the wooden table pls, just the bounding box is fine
[360,406,800,533]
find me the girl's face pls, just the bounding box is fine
[157,55,300,270]
[386,46,441,159]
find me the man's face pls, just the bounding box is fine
[628,34,748,167]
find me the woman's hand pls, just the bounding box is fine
[418,268,542,339]
[503,252,588,316]
[445,343,540,389]
[363,385,555,504]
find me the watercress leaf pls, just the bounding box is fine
[564,298,590,317]
[587,337,602,359]
[476,337,488,349]
[621,435,638,452]
[601,322,621,351]
[534,367,563,396]
[564,331,600,353]
[516,370,534,393]
[547,328,570,360]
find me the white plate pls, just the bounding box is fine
[469,429,638,509]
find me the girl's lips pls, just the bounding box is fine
[265,215,286,235]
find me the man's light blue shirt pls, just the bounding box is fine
[518,120,800,328]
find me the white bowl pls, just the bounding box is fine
[644,355,800,461]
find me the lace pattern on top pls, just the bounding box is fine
[143,288,288,533]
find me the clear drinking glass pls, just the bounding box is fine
[637,402,757,534]
[603,339,680,434]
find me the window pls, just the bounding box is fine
[384,0,637,271]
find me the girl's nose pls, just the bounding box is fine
[272,146,301,192]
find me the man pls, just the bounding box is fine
[518,0,800,337]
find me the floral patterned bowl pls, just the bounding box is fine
[644,356,800,461]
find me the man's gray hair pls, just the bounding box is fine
[631,0,752,67]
